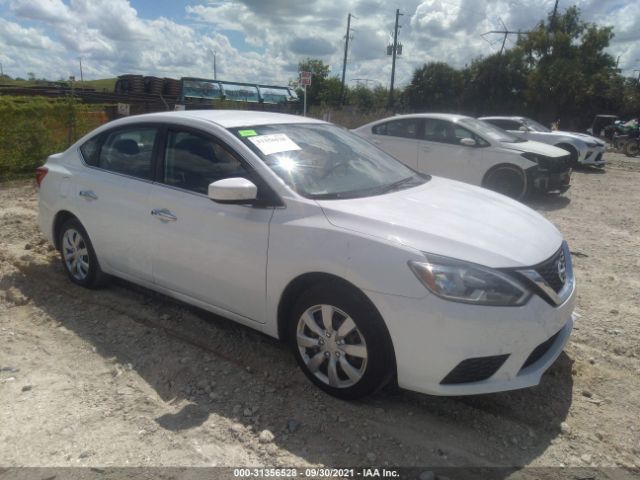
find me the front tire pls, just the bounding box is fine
[58,218,108,288]
[483,165,527,200]
[288,283,394,400]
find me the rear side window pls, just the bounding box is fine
[80,136,101,166]
[372,119,420,139]
[97,127,157,180]
[163,129,250,194]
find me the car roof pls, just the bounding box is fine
[479,116,526,121]
[361,113,474,126]
[111,110,326,129]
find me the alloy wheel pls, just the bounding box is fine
[296,304,368,388]
[62,228,90,281]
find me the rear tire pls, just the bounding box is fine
[624,140,640,157]
[288,283,394,400]
[483,165,527,200]
[58,218,109,289]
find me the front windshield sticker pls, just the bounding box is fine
[248,133,302,156]
[238,129,258,137]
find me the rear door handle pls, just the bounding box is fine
[151,208,177,222]
[79,190,98,201]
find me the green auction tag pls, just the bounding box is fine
[238,129,258,137]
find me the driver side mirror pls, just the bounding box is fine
[519,126,528,132]
[208,178,257,204]
[460,137,476,147]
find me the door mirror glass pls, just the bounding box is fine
[460,137,476,147]
[208,178,258,204]
[519,125,528,132]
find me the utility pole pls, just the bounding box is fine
[78,57,84,84]
[550,0,560,32]
[387,8,403,111]
[340,13,352,105]
[209,49,217,79]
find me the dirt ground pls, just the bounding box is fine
[1,152,639,477]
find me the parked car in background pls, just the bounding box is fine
[587,114,618,139]
[480,116,606,168]
[353,113,571,200]
[37,110,576,399]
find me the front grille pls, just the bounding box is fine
[594,152,603,163]
[534,248,565,293]
[521,330,560,370]
[440,354,510,385]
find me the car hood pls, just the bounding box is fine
[530,130,605,146]
[317,176,562,268]
[561,131,606,146]
[501,140,569,158]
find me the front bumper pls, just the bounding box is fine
[529,168,571,193]
[580,146,606,167]
[365,281,576,396]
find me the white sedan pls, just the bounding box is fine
[480,116,606,168]
[353,113,572,199]
[38,110,576,399]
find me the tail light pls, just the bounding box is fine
[35,167,48,188]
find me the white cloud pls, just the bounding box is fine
[0,0,638,85]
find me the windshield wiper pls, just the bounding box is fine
[377,176,420,193]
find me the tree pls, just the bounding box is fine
[517,6,619,128]
[460,49,529,116]
[402,62,463,112]
[295,58,342,108]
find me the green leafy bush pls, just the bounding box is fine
[0,96,109,180]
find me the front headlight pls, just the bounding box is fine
[585,141,598,147]
[408,256,531,306]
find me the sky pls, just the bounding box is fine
[0,0,639,88]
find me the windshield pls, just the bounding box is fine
[233,123,427,199]
[462,118,524,143]
[523,118,551,132]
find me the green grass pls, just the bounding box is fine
[0,77,117,92]
[82,78,117,91]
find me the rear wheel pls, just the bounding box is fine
[483,165,527,200]
[289,283,394,400]
[58,218,108,288]
[624,140,640,157]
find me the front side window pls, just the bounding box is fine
[163,130,250,194]
[233,123,427,199]
[458,118,524,143]
[523,118,551,133]
[97,127,157,179]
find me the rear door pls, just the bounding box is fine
[147,125,273,323]
[73,124,159,282]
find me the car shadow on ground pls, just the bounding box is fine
[573,166,606,174]
[524,193,571,212]
[7,256,574,475]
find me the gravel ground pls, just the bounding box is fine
[1,152,639,478]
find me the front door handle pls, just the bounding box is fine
[151,208,177,222]
[79,190,98,201]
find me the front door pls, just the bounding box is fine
[148,126,273,323]
[418,119,486,185]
